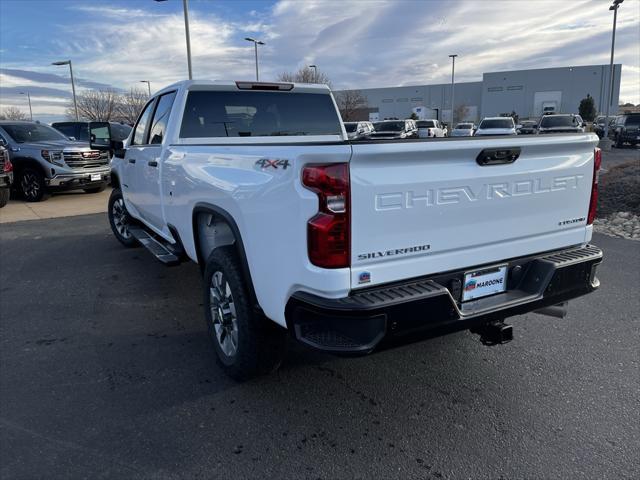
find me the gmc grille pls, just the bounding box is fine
[63,150,109,169]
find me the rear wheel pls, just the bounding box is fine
[0,188,9,208]
[203,246,287,380]
[108,188,137,247]
[19,168,47,202]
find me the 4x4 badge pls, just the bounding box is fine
[255,158,290,170]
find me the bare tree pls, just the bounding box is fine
[335,90,368,121]
[277,66,332,87]
[0,106,28,120]
[68,89,119,121]
[115,88,148,125]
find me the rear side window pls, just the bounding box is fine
[180,90,342,138]
[625,114,640,126]
[132,100,155,145]
[149,91,177,144]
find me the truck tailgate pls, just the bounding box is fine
[349,134,599,289]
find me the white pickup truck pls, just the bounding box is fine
[109,80,603,380]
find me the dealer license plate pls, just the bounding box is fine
[462,265,507,302]
[90,173,102,182]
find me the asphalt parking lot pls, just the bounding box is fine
[0,214,638,479]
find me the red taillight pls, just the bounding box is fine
[3,157,12,173]
[302,163,350,268]
[587,147,601,225]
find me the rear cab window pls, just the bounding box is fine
[179,89,343,139]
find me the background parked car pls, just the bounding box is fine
[608,113,640,147]
[592,116,615,138]
[416,119,446,138]
[536,114,585,134]
[370,120,417,139]
[52,121,132,155]
[517,120,538,134]
[450,122,476,137]
[0,121,111,202]
[474,117,517,136]
[0,143,13,208]
[344,121,374,140]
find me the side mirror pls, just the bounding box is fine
[113,140,126,159]
[0,138,6,147]
[89,122,111,150]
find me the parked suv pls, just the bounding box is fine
[474,117,517,136]
[537,114,585,134]
[0,144,13,207]
[343,121,374,140]
[369,120,417,139]
[0,121,111,202]
[608,113,640,147]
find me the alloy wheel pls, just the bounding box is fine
[112,198,131,239]
[209,271,238,358]
[21,172,40,200]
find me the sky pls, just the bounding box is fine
[0,0,639,123]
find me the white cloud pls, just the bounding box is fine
[2,0,639,122]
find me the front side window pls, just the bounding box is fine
[149,91,177,144]
[53,123,77,139]
[180,90,342,138]
[344,123,357,133]
[132,100,156,145]
[417,121,435,128]
[624,114,640,126]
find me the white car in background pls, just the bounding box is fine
[474,117,517,136]
[416,119,446,138]
[344,121,374,140]
[450,122,476,137]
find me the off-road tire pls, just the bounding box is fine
[203,246,287,381]
[108,188,138,247]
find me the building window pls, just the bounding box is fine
[411,97,423,102]
[396,98,408,102]
[487,87,503,92]
[507,85,523,91]
[382,99,393,103]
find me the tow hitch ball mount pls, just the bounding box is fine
[471,321,514,346]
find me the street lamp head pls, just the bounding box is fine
[52,60,71,66]
[256,40,265,45]
[448,54,458,58]
[309,64,317,68]
[245,37,256,42]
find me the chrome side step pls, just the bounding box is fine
[129,226,181,266]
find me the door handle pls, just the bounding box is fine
[128,158,136,164]
[148,160,158,167]
[476,148,521,166]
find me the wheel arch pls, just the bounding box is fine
[192,203,260,311]
[10,156,47,176]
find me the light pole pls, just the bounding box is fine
[309,64,317,83]
[140,80,152,96]
[20,91,33,120]
[155,0,193,80]
[603,0,623,143]
[448,54,458,125]
[245,37,265,81]
[52,60,78,120]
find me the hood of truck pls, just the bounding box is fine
[16,140,90,150]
